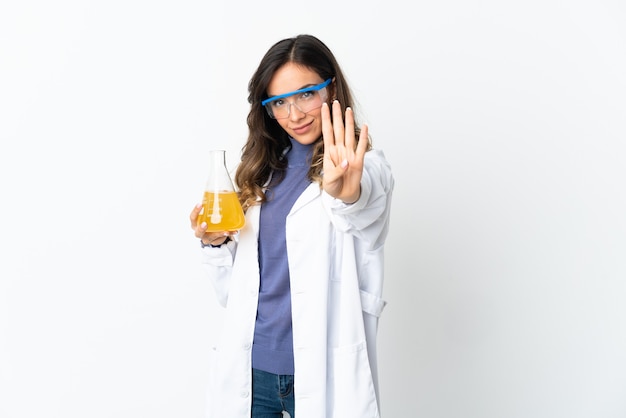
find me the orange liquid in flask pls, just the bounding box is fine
[197,190,245,232]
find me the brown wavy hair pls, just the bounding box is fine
[234,34,371,211]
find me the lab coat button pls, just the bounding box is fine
[243,342,252,350]
[240,390,249,398]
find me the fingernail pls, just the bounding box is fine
[200,222,207,229]
[341,159,348,168]
[196,203,202,208]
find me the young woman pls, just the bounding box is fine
[189,34,394,418]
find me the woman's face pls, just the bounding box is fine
[266,63,326,145]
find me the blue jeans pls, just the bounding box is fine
[251,368,295,418]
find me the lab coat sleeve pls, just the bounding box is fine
[200,240,236,307]
[322,149,394,250]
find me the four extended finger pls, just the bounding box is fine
[321,103,337,162]
[344,107,356,155]
[332,100,345,150]
[356,123,369,158]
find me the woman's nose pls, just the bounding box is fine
[288,102,306,120]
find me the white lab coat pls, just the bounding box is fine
[200,149,394,418]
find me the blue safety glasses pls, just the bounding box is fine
[261,79,331,119]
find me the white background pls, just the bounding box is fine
[1,1,625,417]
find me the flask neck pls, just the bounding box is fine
[205,150,234,192]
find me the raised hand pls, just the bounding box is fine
[321,100,369,204]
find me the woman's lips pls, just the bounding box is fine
[292,121,312,135]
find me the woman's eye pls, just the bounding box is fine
[272,99,285,108]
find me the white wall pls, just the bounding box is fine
[1,1,625,417]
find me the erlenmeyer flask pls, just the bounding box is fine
[197,150,245,232]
